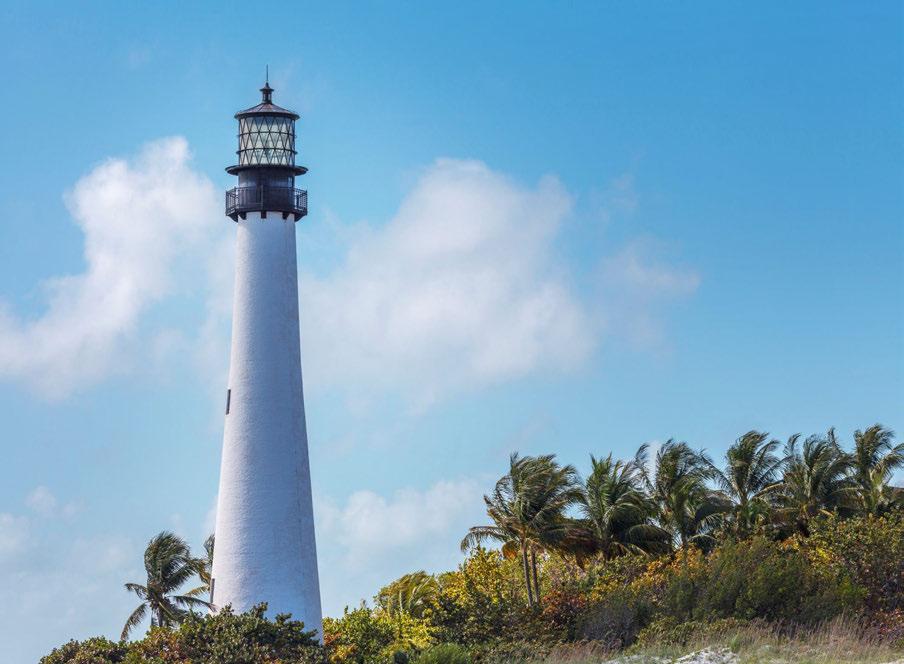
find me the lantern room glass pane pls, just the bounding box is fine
[237,115,296,166]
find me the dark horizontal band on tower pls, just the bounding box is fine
[226,185,308,221]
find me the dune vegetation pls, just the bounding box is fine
[41,425,904,663]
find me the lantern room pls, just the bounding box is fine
[225,81,308,221]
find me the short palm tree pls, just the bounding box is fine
[638,440,727,560]
[568,454,669,562]
[121,531,211,640]
[461,453,582,606]
[710,431,785,538]
[185,533,215,606]
[850,424,903,515]
[375,570,439,619]
[777,430,855,535]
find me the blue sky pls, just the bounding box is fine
[0,2,902,661]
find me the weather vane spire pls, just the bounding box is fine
[260,65,273,103]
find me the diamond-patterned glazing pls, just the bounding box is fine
[237,115,296,166]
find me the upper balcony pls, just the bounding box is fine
[226,185,308,222]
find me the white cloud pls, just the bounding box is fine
[0,137,219,398]
[299,159,594,406]
[315,478,486,612]
[317,478,482,568]
[0,142,698,405]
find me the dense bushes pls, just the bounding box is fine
[41,637,129,664]
[657,537,857,624]
[41,604,324,664]
[413,644,470,664]
[44,517,903,662]
[802,512,904,612]
[41,426,904,662]
[322,515,901,662]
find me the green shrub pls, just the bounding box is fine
[41,605,324,664]
[414,643,471,664]
[539,588,588,641]
[660,537,857,625]
[322,605,395,663]
[40,637,128,664]
[579,586,653,648]
[634,616,751,649]
[426,550,527,647]
[177,604,323,663]
[806,513,904,612]
[468,640,551,664]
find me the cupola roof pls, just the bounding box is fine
[235,81,299,120]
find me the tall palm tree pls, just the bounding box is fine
[121,531,211,640]
[777,430,855,535]
[567,454,669,562]
[709,431,785,538]
[638,440,726,561]
[461,453,581,606]
[849,424,903,515]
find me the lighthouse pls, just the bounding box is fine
[211,80,322,637]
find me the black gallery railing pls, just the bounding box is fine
[225,186,308,219]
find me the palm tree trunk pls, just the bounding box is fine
[530,546,541,603]
[520,541,534,606]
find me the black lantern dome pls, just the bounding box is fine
[225,81,308,222]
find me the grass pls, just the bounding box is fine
[522,618,904,664]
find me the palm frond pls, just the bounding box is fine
[121,603,148,641]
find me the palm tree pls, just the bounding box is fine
[461,453,582,606]
[849,424,903,515]
[375,570,439,619]
[121,531,211,640]
[186,533,215,605]
[709,431,785,538]
[638,440,727,561]
[567,454,669,562]
[777,430,855,535]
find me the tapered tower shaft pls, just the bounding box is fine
[211,81,322,637]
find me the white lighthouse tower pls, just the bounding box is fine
[211,80,322,637]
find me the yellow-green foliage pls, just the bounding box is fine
[427,548,530,646]
[323,605,434,664]
[800,512,904,612]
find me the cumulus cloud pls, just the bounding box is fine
[314,478,485,611]
[0,137,219,397]
[299,159,594,405]
[317,479,482,568]
[0,142,697,404]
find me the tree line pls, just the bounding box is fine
[114,424,901,639]
[462,424,902,606]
